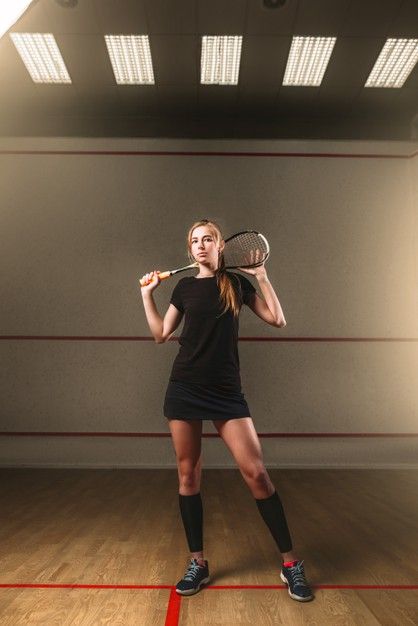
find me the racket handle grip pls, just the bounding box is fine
[157,270,171,280]
[139,270,171,287]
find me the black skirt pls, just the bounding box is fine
[163,379,251,421]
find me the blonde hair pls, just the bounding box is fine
[186,219,242,318]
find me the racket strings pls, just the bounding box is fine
[223,232,269,268]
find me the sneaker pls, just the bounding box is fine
[280,560,314,602]
[175,558,210,596]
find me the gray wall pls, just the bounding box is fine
[1,137,417,468]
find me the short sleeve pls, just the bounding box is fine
[235,273,256,306]
[170,279,184,313]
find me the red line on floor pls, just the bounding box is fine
[0,583,418,584]
[0,583,172,589]
[205,584,418,590]
[165,588,181,626]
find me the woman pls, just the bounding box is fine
[140,219,313,602]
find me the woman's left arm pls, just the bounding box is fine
[239,265,286,328]
[256,271,286,327]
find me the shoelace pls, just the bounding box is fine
[184,561,204,581]
[287,561,308,587]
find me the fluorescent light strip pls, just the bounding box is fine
[283,36,336,86]
[10,32,71,83]
[201,36,242,85]
[105,35,154,85]
[365,38,418,88]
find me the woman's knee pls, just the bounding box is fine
[177,457,202,488]
[242,464,271,486]
[179,472,201,493]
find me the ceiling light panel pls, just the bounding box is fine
[283,36,336,87]
[105,35,155,85]
[10,32,71,83]
[365,38,418,88]
[201,36,242,85]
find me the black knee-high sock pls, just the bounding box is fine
[255,490,293,554]
[178,493,203,553]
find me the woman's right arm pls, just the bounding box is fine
[140,270,164,342]
[142,292,164,343]
[140,270,183,343]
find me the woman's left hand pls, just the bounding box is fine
[237,248,267,280]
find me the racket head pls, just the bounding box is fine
[222,230,270,269]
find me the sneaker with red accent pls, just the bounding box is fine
[280,560,314,601]
[175,558,210,596]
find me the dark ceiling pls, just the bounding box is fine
[0,0,418,140]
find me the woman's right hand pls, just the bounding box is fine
[139,270,161,295]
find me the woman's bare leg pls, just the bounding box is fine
[168,418,206,564]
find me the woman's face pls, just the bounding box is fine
[190,226,224,269]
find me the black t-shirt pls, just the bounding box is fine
[168,271,256,390]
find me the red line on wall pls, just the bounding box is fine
[0,432,416,438]
[1,336,418,342]
[0,149,416,159]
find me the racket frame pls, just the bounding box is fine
[140,230,270,285]
[222,230,270,269]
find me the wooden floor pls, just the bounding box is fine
[0,468,417,625]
